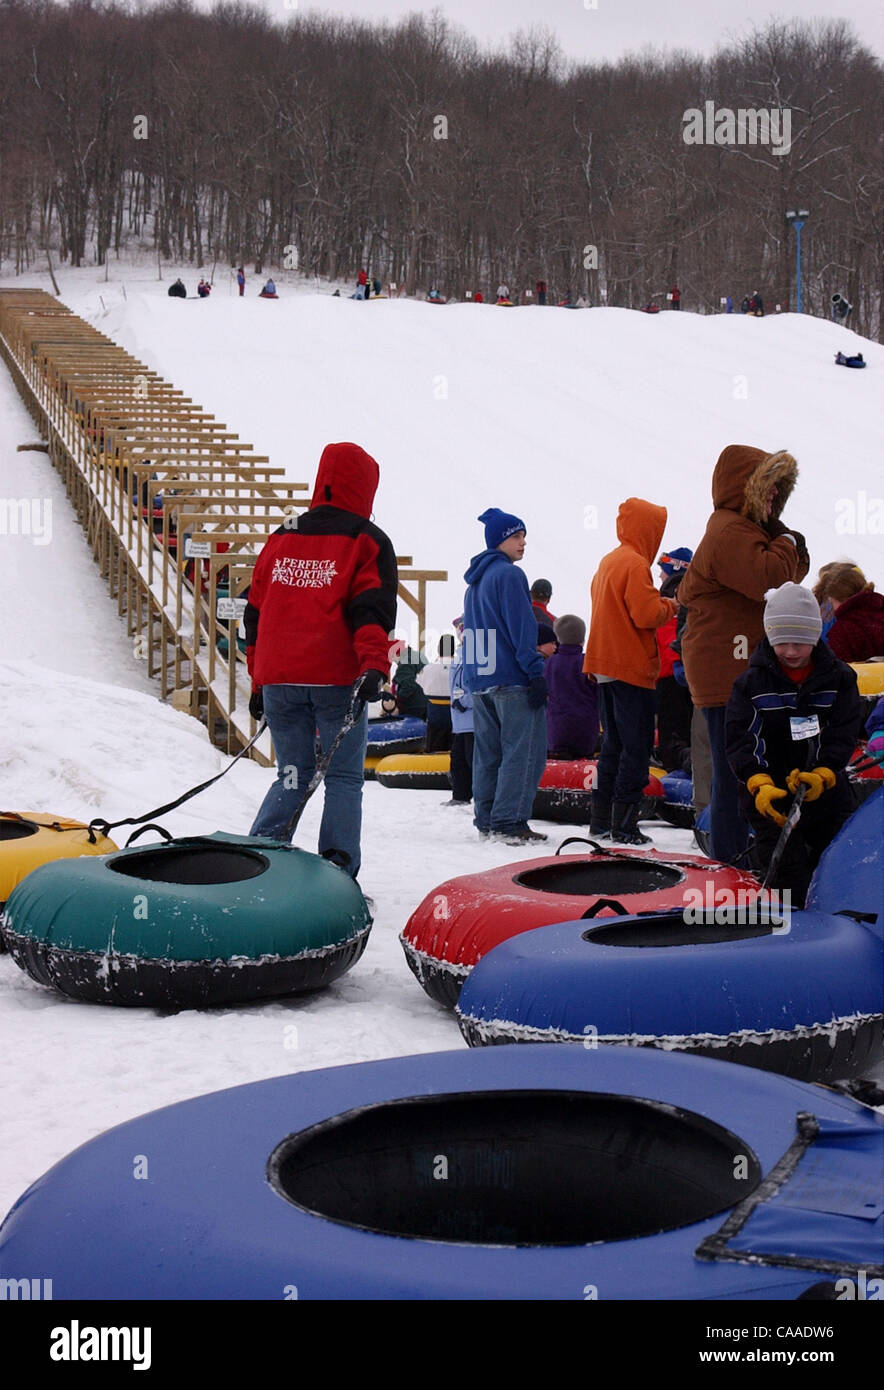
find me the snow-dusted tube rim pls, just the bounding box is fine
[457,1009,884,1052]
[3,924,372,1009]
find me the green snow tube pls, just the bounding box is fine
[2,832,372,1008]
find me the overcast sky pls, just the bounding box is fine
[249,0,883,60]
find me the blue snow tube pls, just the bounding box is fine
[1,1045,881,1300]
[807,787,883,935]
[365,716,427,756]
[693,803,712,856]
[658,772,694,829]
[456,906,884,1082]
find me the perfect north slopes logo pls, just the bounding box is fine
[50,1321,151,1371]
[271,556,337,588]
[682,102,792,156]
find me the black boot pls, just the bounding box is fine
[589,792,612,838]
[610,800,652,845]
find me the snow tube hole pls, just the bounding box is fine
[516,860,684,896]
[108,844,270,885]
[269,1090,759,1245]
[0,820,39,841]
[585,911,772,947]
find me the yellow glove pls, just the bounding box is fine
[747,773,788,826]
[786,767,837,801]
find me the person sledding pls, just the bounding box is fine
[834,351,866,368]
[259,278,278,299]
[725,583,861,907]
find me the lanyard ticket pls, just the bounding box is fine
[790,714,820,741]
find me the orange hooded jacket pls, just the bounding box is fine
[583,499,677,689]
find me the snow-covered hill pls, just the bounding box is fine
[0,263,880,1217]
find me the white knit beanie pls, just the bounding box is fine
[763,583,822,646]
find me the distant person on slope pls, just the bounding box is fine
[357,268,369,300]
[669,284,681,309]
[677,444,809,864]
[496,283,510,304]
[236,266,246,296]
[584,498,677,844]
[167,278,187,298]
[462,508,548,844]
[245,442,398,878]
[259,279,278,298]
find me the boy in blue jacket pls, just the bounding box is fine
[462,508,548,844]
[726,583,861,905]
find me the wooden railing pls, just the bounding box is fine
[0,289,446,764]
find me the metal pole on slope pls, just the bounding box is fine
[785,209,810,314]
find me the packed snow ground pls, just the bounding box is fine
[0,262,881,1216]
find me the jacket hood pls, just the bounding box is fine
[711,444,797,523]
[615,498,668,563]
[837,589,884,616]
[464,548,511,586]
[310,442,379,516]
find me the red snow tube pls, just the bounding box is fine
[401,842,760,1008]
[533,761,663,824]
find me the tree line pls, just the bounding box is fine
[0,1,881,336]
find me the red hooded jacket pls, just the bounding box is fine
[245,443,398,687]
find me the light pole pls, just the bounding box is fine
[785,209,810,313]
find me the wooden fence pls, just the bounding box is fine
[0,289,446,764]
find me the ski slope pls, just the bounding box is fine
[0,263,881,1219]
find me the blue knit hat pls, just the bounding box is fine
[480,508,526,549]
[658,546,693,575]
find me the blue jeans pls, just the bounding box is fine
[703,706,749,866]
[250,685,367,877]
[472,686,547,832]
[596,681,656,804]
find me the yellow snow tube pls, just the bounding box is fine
[0,813,117,906]
[375,754,451,789]
[851,662,884,696]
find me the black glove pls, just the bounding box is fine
[249,688,264,721]
[788,528,809,563]
[527,675,548,709]
[452,698,467,713]
[357,669,385,706]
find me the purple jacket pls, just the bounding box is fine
[545,644,600,757]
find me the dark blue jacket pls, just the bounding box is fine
[462,550,544,693]
[725,638,861,811]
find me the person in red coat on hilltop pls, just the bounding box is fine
[245,442,398,877]
[814,562,884,663]
[356,268,369,300]
[670,284,681,309]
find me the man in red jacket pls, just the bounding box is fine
[245,442,398,877]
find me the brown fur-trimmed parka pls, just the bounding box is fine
[678,445,810,707]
